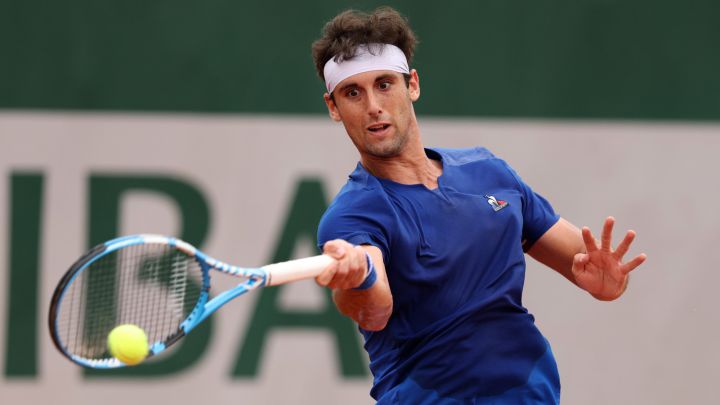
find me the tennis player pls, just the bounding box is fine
[312,7,647,404]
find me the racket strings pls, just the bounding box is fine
[169,255,189,319]
[56,244,204,360]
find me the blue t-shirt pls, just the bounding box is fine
[317,147,561,401]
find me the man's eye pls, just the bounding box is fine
[347,89,359,97]
[378,82,391,90]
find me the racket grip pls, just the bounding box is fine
[263,254,334,286]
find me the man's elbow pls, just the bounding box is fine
[357,303,393,331]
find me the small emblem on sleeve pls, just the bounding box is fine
[484,195,509,212]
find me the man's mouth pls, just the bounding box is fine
[367,123,391,133]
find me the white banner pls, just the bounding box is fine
[1,112,718,404]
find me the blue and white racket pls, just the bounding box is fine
[48,234,333,369]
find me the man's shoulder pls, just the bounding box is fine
[318,165,395,245]
[431,146,499,166]
[327,165,389,212]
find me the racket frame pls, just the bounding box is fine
[49,234,331,369]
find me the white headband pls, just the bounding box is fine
[323,43,410,93]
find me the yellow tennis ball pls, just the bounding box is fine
[107,324,149,366]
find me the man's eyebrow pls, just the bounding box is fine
[374,73,397,82]
[335,73,400,95]
[336,81,358,94]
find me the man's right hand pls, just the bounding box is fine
[316,239,369,290]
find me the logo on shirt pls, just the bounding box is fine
[484,194,509,212]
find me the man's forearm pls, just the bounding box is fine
[333,284,393,331]
[528,217,585,285]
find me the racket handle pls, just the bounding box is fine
[263,254,334,286]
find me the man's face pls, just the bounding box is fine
[324,69,420,158]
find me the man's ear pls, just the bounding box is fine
[323,93,342,122]
[408,69,420,102]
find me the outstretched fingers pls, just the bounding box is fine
[620,253,647,275]
[601,216,615,252]
[614,230,636,260]
[582,226,599,253]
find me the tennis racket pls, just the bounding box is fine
[48,234,333,369]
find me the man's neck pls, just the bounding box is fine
[361,142,443,189]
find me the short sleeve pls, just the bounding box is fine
[500,161,560,250]
[317,191,394,264]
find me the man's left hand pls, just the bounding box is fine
[572,216,647,301]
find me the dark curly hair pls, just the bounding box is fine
[311,7,418,82]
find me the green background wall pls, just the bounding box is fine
[1,0,718,119]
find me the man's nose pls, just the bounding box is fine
[365,91,382,116]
